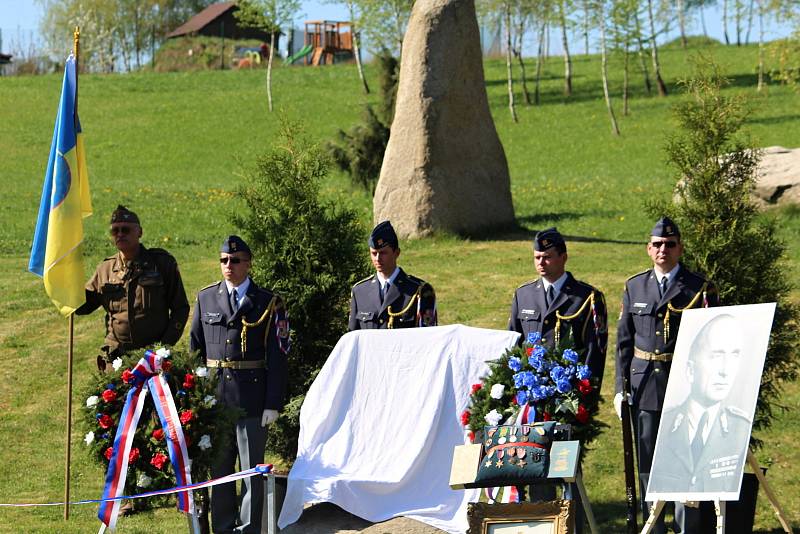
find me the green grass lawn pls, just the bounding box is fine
[0,41,798,532]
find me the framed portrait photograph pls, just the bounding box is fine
[467,500,574,534]
[646,303,776,502]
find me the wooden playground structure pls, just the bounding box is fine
[302,20,355,66]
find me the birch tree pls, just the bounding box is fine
[596,0,620,134]
[646,0,668,95]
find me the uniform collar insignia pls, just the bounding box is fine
[721,411,729,433]
[672,413,684,432]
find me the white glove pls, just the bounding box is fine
[613,392,625,420]
[261,409,279,427]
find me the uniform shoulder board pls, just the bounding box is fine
[574,278,599,293]
[146,247,173,256]
[406,274,427,287]
[726,405,752,423]
[517,279,539,290]
[198,281,220,292]
[353,274,374,288]
[626,269,651,283]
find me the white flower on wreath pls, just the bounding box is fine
[198,435,212,451]
[111,357,123,371]
[203,395,217,407]
[195,366,208,378]
[86,395,99,408]
[490,384,505,400]
[137,473,152,488]
[484,409,503,426]
[155,347,171,359]
[84,431,95,445]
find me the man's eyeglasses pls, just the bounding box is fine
[110,226,132,236]
[650,240,678,249]
[219,257,246,265]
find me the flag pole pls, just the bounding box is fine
[62,26,80,522]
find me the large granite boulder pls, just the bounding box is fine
[373,0,515,238]
[754,146,800,207]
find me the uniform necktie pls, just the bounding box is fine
[691,411,708,463]
[382,281,390,304]
[660,276,668,297]
[545,285,554,308]
[231,288,239,312]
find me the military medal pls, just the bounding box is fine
[507,448,516,457]
[517,448,526,458]
[488,428,497,438]
[495,460,504,468]
[498,437,507,444]
[522,426,531,435]
[518,459,527,468]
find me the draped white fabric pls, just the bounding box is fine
[278,325,520,533]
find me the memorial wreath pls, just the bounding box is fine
[81,347,240,499]
[463,332,604,446]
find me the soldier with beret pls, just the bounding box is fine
[508,227,608,386]
[614,217,719,533]
[349,221,437,331]
[649,314,751,496]
[190,236,290,534]
[76,205,190,370]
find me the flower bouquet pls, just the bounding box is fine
[463,332,604,447]
[81,348,241,500]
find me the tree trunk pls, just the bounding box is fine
[352,28,370,94]
[504,3,518,123]
[736,0,742,46]
[134,4,141,70]
[622,24,630,116]
[559,0,572,97]
[634,13,652,95]
[534,21,545,106]
[599,3,620,136]
[513,13,531,105]
[723,0,730,44]
[267,31,275,112]
[678,0,687,49]
[583,0,590,54]
[745,0,755,45]
[700,5,709,37]
[647,0,668,96]
[757,0,765,92]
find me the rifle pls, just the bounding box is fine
[621,377,638,534]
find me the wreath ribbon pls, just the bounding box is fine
[98,349,193,530]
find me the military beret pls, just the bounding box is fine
[110,205,140,225]
[651,217,680,238]
[220,235,251,255]
[533,227,566,252]
[368,220,398,250]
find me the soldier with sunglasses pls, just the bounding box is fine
[614,217,718,533]
[76,205,189,370]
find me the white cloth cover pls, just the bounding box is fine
[278,325,520,533]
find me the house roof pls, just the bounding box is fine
[166,1,236,38]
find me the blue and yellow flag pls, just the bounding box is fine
[28,54,92,316]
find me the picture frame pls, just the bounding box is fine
[467,500,574,534]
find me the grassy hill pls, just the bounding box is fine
[0,41,798,532]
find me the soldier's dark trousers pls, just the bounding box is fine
[211,417,267,534]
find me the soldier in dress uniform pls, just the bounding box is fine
[508,227,608,386]
[649,314,751,495]
[348,221,437,330]
[190,236,290,534]
[76,205,189,370]
[614,217,719,533]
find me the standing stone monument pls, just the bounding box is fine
[373,0,515,238]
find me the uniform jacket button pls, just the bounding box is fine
[654,349,660,354]
[226,339,231,344]
[655,331,661,336]
[543,320,549,325]
[228,322,234,327]
[657,313,663,318]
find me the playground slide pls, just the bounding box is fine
[284,44,313,65]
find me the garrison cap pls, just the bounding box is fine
[369,220,398,250]
[651,217,680,238]
[110,205,140,225]
[220,235,251,256]
[533,227,566,252]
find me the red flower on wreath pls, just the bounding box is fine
[578,379,593,396]
[470,383,482,395]
[152,428,165,441]
[128,447,140,463]
[183,373,195,389]
[468,430,476,443]
[179,410,194,425]
[460,410,470,426]
[101,389,117,403]
[162,360,173,372]
[98,414,114,429]
[526,346,533,356]
[542,412,552,421]
[150,453,168,470]
[575,404,590,424]
[104,447,114,460]
[121,369,134,384]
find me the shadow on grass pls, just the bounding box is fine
[461,218,642,246]
[748,114,800,127]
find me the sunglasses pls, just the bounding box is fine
[110,226,133,236]
[650,240,678,249]
[219,257,246,265]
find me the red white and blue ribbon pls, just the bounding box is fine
[97,349,193,530]
[0,465,272,508]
